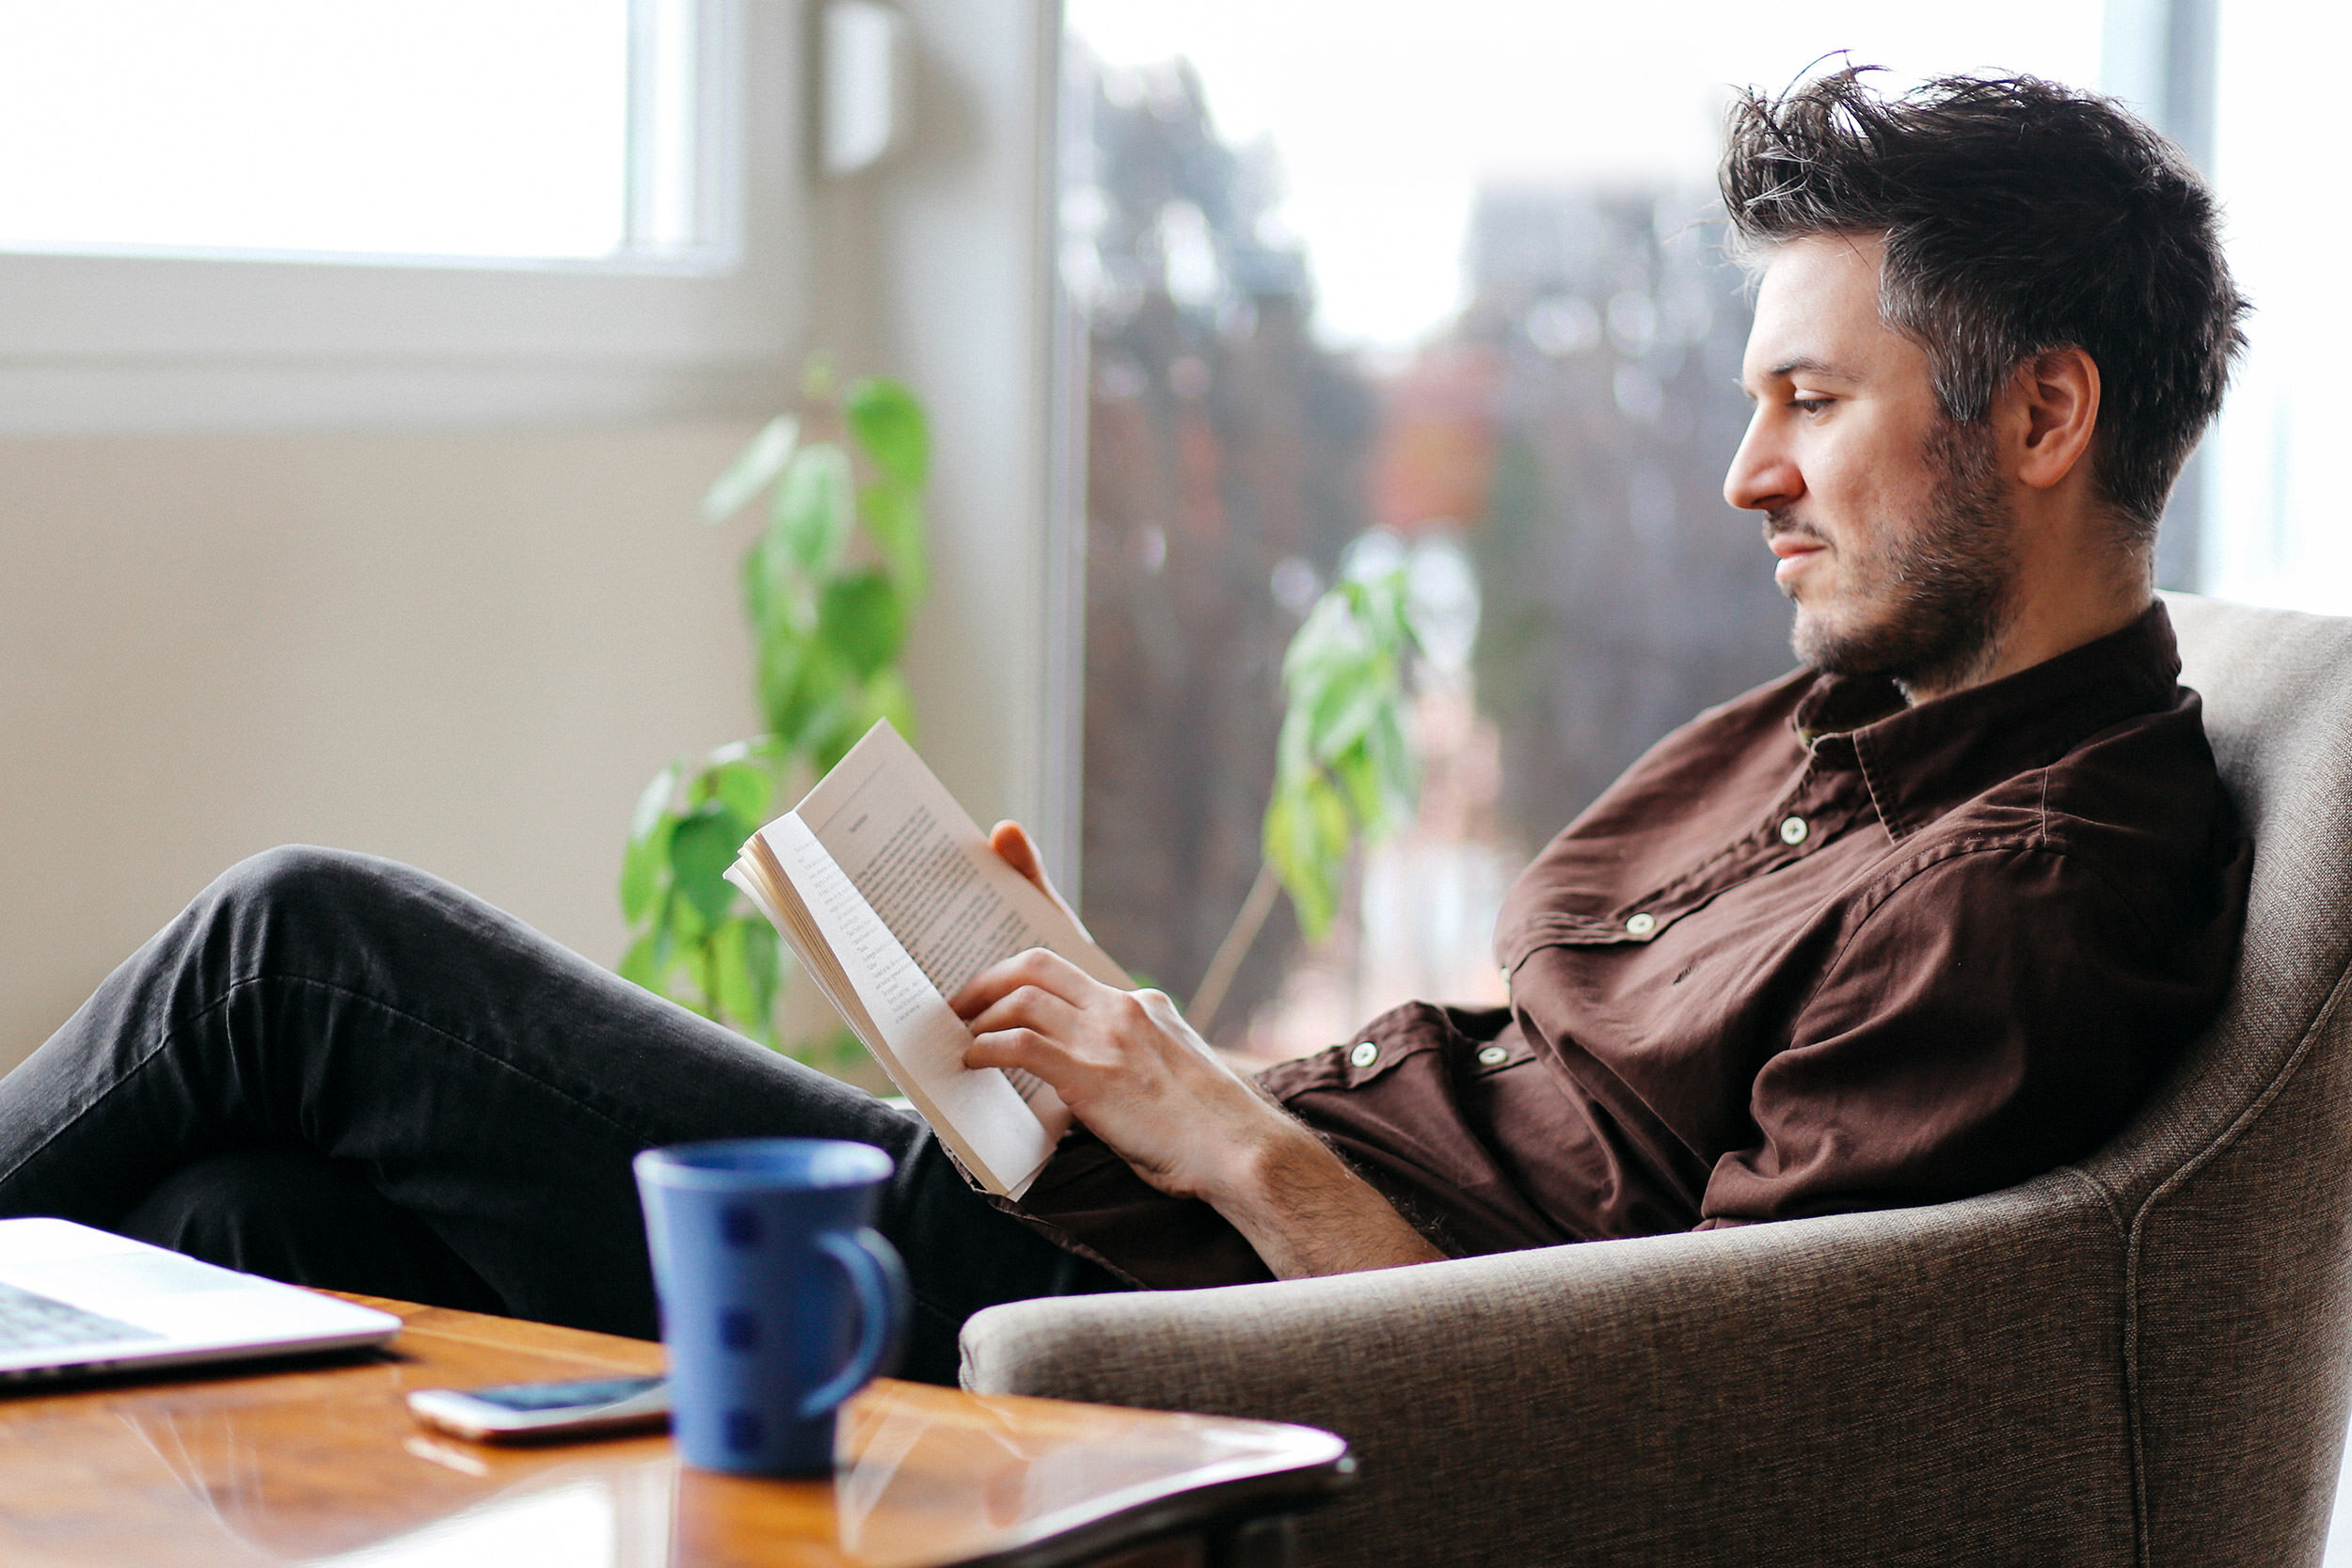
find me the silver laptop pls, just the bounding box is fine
[0,1216,401,1384]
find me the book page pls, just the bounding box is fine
[739,815,1064,1197]
[795,721,1130,997]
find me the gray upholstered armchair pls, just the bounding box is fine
[959,594,2352,1566]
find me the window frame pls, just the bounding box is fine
[0,0,808,435]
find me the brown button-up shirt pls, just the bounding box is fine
[1019,604,2249,1289]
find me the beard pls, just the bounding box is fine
[1773,418,2018,697]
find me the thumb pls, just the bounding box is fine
[990,820,1074,919]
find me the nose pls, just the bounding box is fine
[1723,404,1801,514]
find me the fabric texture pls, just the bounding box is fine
[961,594,2352,1567]
[1020,603,2245,1290]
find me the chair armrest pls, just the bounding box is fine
[962,1178,2138,1567]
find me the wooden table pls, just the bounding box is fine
[0,1294,1352,1567]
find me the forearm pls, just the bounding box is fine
[950,944,1442,1277]
[1199,1116,1444,1278]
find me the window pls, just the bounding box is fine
[0,0,799,434]
[0,1,719,268]
[2197,4,2352,614]
[1060,3,2107,1061]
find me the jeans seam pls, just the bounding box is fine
[0,1021,185,1194]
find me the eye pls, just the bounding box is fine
[1790,396,1831,417]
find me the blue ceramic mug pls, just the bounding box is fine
[633,1138,910,1476]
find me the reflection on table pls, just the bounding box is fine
[0,1295,1349,1567]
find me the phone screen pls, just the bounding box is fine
[462,1375,665,1413]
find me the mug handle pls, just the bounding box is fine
[802,1227,911,1418]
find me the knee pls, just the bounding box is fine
[211,845,380,915]
[201,847,437,953]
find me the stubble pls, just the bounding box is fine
[1779,417,2018,699]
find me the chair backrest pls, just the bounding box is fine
[2073,594,2352,1565]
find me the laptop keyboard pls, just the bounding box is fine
[0,1279,160,1352]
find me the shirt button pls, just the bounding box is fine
[1477,1045,1510,1067]
[1625,911,1658,937]
[1779,815,1809,847]
[1349,1041,1379,1069]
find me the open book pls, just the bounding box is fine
[725,721,1130,1199]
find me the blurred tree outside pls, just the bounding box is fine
[1064,43,1797,1060]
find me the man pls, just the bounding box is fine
[0,70,2249,1386]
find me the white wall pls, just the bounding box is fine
[0,424,762,1068]
[808,0,1072,871]
[0,0,1068,1073]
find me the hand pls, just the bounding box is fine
[987,821,1079,925]
[950,945,1280,1204]
[956,824,1446,1277]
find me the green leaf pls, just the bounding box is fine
[860,480,929,604]
[740,537,772,641]
[858,668,917,742]
[1280,593,1367,688]
[1332,747,1384,836]
[618,929,666,989]
[844,377,929,486]
[712,917,762,1033]
[742,918,782,1018]
[763,636,852,752]
[1261,779,1323,941]
[1274,704,1314,785]
[1367,704,1417,827]
[667,885,710,943]
[701,416,799,523]
[619,813,675,924]
[669,806,743,927]
[818,570,907,679]
[1305,660,1384,764]
[771,443,856,576]
[810,711,866,774]
[628,763,679,845]
[711,759,772,831]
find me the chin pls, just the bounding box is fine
[1789,607,1893,679]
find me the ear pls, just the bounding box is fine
[2011,346,2101,491]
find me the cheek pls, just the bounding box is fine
[1810,428,1932,537]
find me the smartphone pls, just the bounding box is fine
[405,1374,670,1444]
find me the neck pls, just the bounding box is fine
[1900,518,2153,706]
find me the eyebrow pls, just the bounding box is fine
[1768,356,1851,381]
[1737,355,1858,398]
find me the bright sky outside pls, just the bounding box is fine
[1067,0,2106,352]
[0,0,629,260]
[2203,3,2352,615]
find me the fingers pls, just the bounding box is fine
[948,945,1096,1019]
[963,981,1083,1044]
[989,819,1081,925]
[989,820,1044,887]
[964,1022,1076,1079]
[961,981,1089,1079]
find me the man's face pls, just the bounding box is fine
[1724,234,2015,694]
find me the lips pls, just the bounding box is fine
[1766,526,1827,588]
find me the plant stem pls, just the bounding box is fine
[1190,859,1282,1037]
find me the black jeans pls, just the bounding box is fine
[0,847,1127,1384]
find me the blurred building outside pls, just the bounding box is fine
[1062,47,1790,1062]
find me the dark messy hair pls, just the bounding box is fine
[1721,67,2247,545]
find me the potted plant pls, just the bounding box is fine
[618,361,930,1056]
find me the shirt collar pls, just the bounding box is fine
[1790,601,2185,841]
